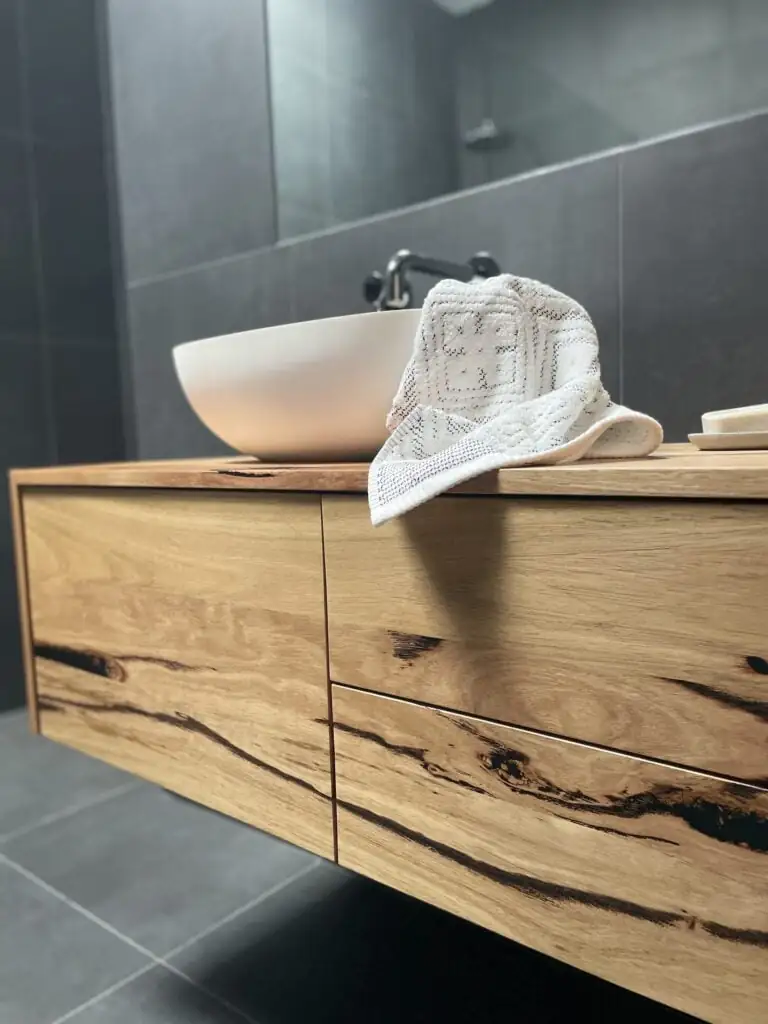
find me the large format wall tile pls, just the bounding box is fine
[107,0,275,282]
[34,140,117,344]
[0,138,39,337]
[23,0,103,149]
[126,155,620,459]
[622,113,768,440]
[0,0,22,137]
[126,246,292,458]
[289,155,621,396]
[49,342,125,463]
[0,338,51,710]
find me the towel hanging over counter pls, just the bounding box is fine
[368,274,662,525]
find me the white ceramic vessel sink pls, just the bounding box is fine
[173,309,420,461]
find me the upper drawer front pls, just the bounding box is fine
[333,686,768,1024]
[324,495,768,782]
[24,489,334,859]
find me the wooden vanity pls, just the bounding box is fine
[9,444,768,1023]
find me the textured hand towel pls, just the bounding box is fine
[368,274,662,525]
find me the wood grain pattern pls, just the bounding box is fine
[23,489,334,857]
[10,443,768,498]
[333,685,768,1024]
[8,479,38,732]
[324,495,768,784]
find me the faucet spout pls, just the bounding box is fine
[363,249,501,310]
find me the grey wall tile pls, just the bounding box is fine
[23,0,103,148]
[5,784,316,955]
[34,140,117,344]
[126,246,291,459]
[0,0,22,137]
[129,153,620,462]
[622,113,768,440]
[0,337,52,468]
[0,558,24,712]
[0,137,39,336]
[50,343,124,463]
[0,0,120,714]
[107,0,275,282]
[66,964,248,1024]
[271,58,332,238]
[0,859,148,1023]
[454,0,768,187]
[288,155,621,395]
[0,337,51,710]
[0,508,25,714]
[269,0,458,239]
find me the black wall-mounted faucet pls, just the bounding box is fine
[363,249,501,310]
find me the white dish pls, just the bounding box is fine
[173,309,420,460]
[701,403,768,434]
[688,431,768,451]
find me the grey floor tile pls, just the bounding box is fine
[0,709,136,840]
[63,965,247,1024]
[0,858,148,1024]
[172,860,693,1024]
[5,785,317,956]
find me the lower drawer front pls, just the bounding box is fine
[333,686,768,1024]
[24,489,334,859]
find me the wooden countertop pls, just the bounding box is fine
[10,443,768,499]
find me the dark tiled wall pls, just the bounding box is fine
[106,0,276,282]
[0,0,123,710]
[457,0,768,187]
[268,0,458,238]
[120,111,768,462]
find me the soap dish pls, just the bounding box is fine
[688,431,768,451]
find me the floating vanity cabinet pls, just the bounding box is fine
[17,487,334,858]
[9,446,768,1024]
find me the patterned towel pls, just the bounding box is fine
[368,274,662,525]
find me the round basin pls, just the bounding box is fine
[173,309,420,461]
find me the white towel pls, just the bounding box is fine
[368,274,662,525]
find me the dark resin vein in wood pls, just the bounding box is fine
[38,694,329,801]
[338,798,768,947]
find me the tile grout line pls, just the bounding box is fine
[2,850,320,1024]
[617,155,625,406]
[48,963,157,1024]
[0,780,141,846]
[161,858,322,960]
[160,961,260,1024]
[0,851,161,960]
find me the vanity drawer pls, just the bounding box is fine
[333,685,768,1024]
[323,494,768,782]
[22,489,334,858]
